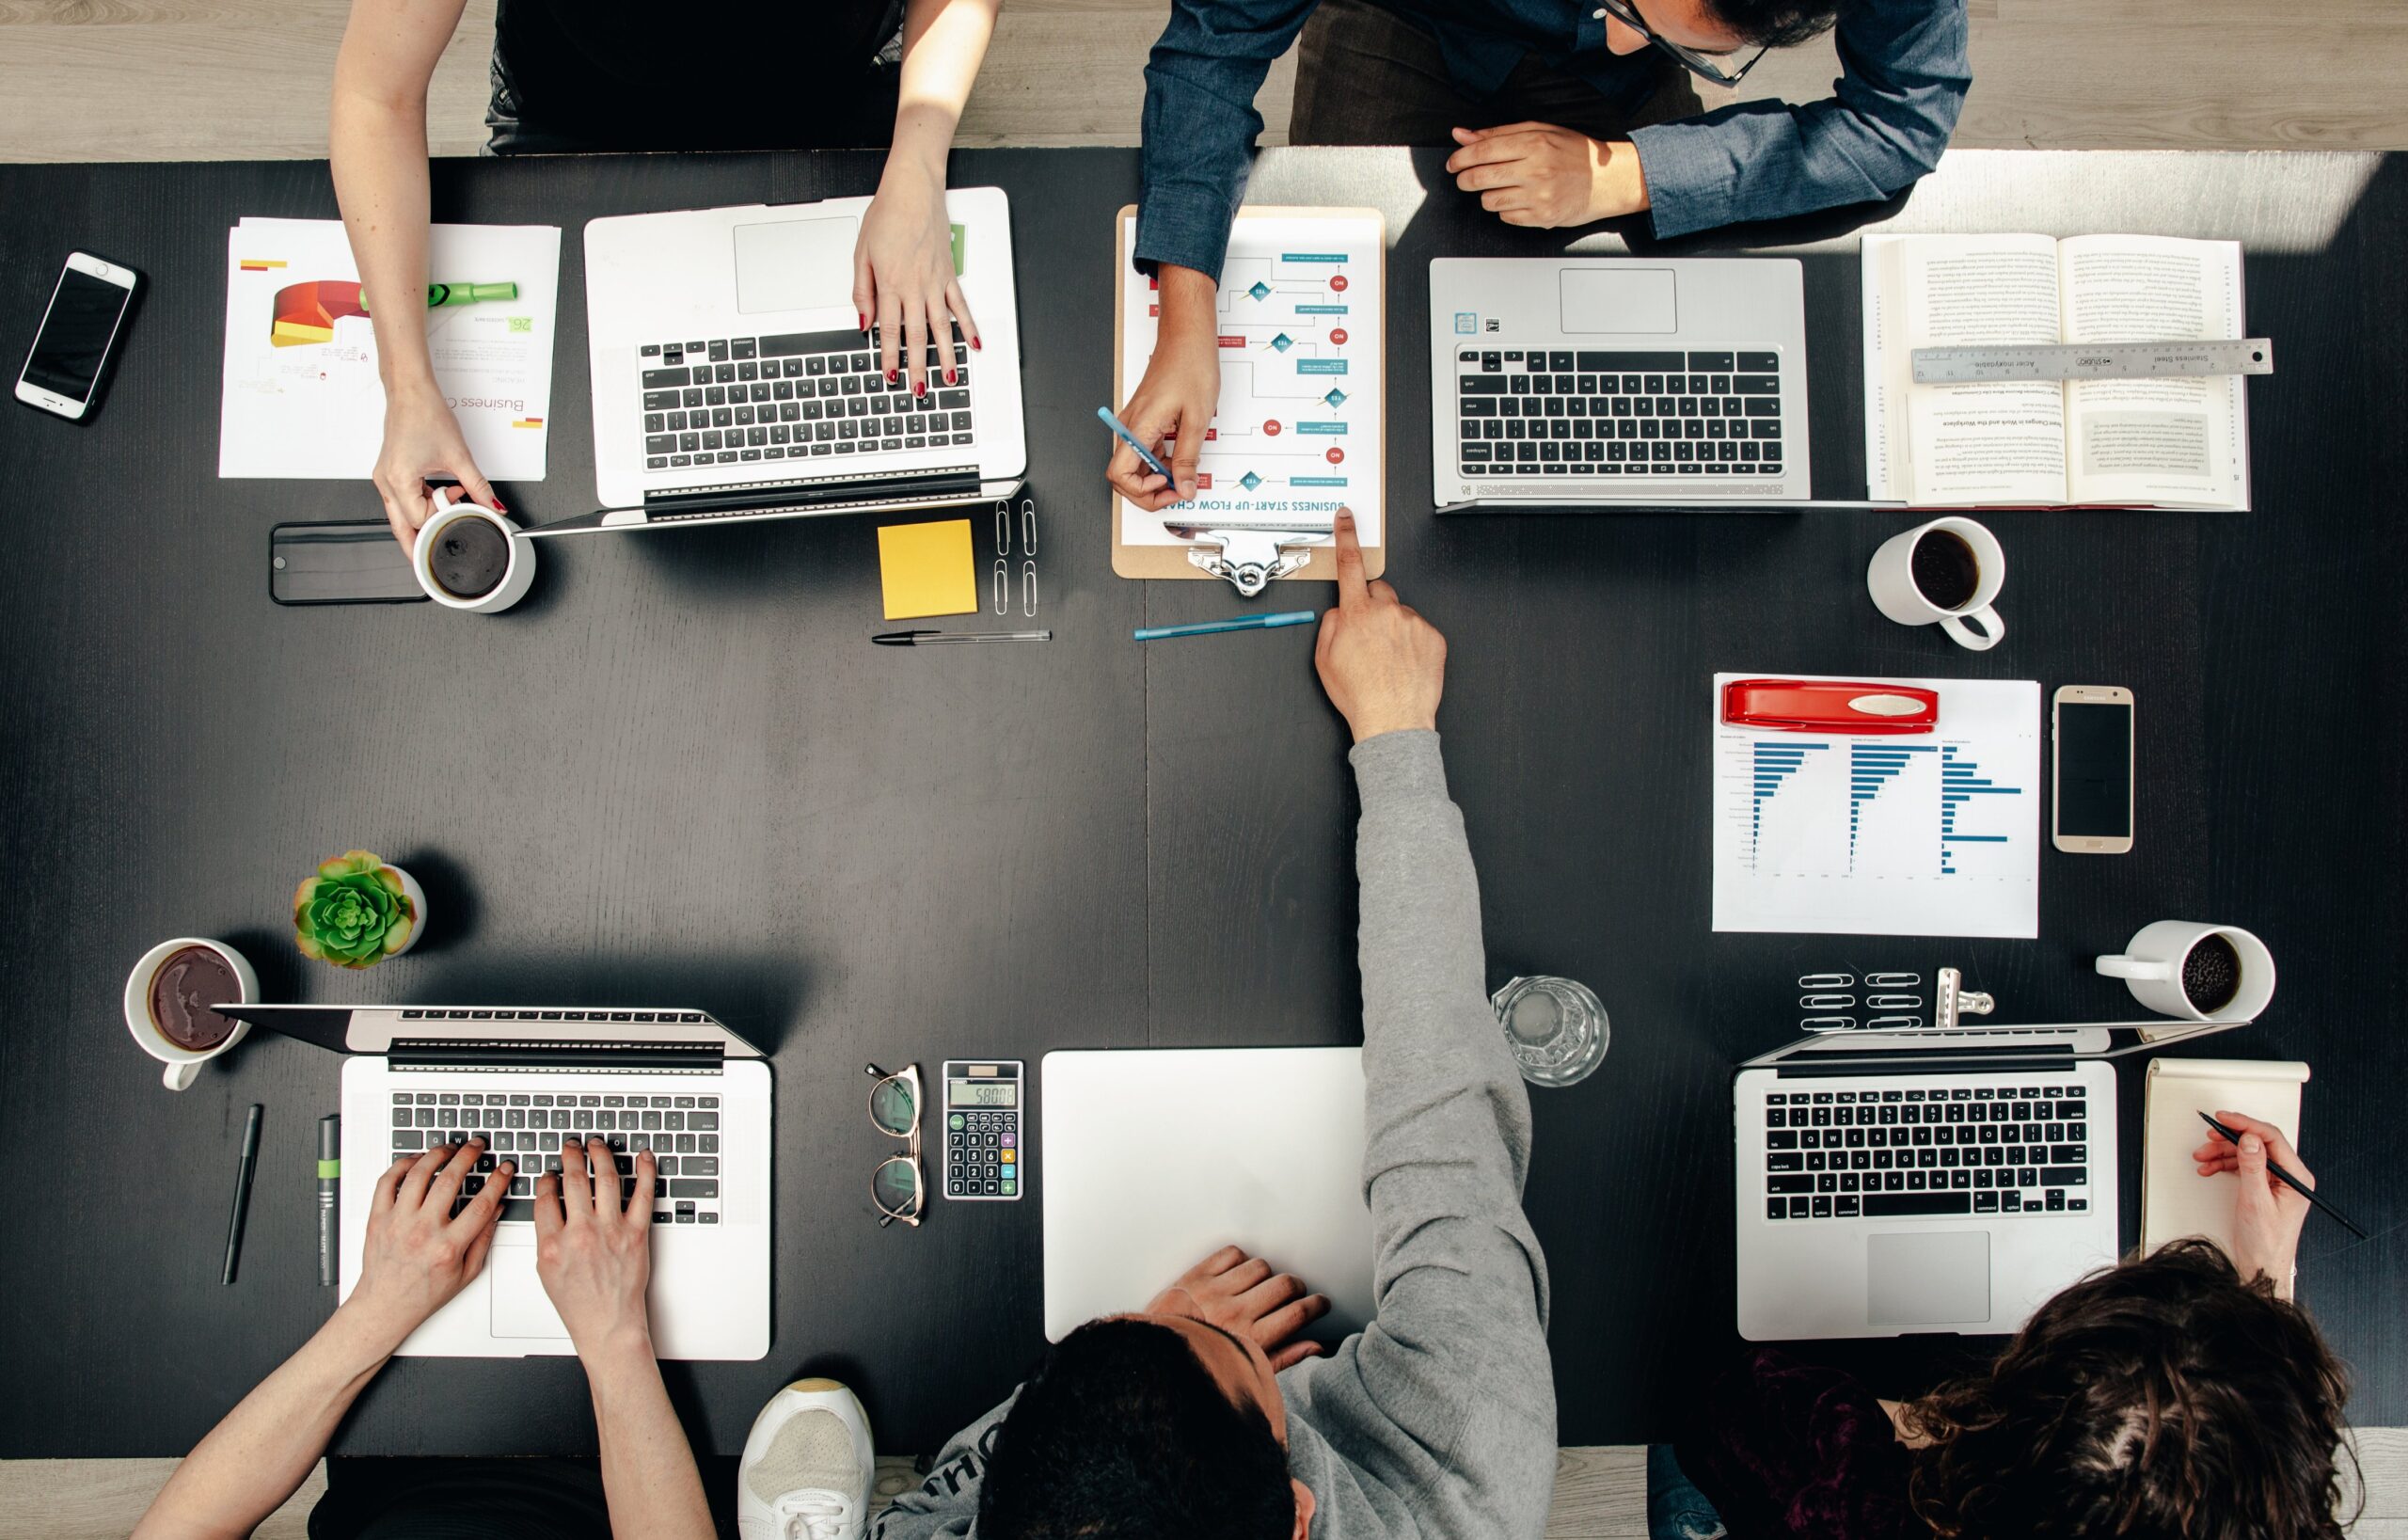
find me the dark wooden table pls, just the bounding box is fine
[1,147,2400,1461]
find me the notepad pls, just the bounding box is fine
[877,519,977,620]
[2140,1057,2309,1255]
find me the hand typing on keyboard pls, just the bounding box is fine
[533,1136,661,1358]
[855,161,980,399]
[343,1138,517,1352]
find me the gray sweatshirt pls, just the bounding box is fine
[873,730,1557,1540]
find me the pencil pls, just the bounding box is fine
[2195,1111,2366,1240]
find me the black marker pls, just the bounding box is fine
[318,1115,341,1286]
[223,1103,262,1286]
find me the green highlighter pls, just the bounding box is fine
[361,281,518,314]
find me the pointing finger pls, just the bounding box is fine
[1332,508,1370,609]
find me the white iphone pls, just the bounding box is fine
[15,251,140,421]
[2052,685,2134,854]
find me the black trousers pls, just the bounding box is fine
[1290,0,1702,146]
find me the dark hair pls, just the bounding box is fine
[977,1317,1294,1540]
[1700,0,1852,49]
[1904,1239,2355,1540]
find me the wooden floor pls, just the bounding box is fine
[8,1434,2406,1537]
[2,0,2405,163]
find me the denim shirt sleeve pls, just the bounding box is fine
[1627,0,1970,239]
[1133,0,1324,281]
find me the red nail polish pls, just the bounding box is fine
[945,370,957,384]
[858,312,867,330]
[887,369,898,384]
[916,381,927,397]
[972,337,983,351]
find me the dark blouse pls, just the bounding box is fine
[1675,1349,1926,1540]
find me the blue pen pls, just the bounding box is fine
[1097,406,1177,485]
[1133,611,1320,642]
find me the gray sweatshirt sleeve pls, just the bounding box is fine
[1280,729,1558,1540]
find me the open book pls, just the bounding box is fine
[2139,1057,2307,1257]
[1863,234,2251,509]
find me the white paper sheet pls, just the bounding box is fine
[2140,1058,2307,1254]
[218,217,561,481]
[1711,673,2041,937]
[1115,210,1383,547]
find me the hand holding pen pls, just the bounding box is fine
[2192,1111,2354,1295]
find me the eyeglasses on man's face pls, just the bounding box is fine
[1595,0,1769,87]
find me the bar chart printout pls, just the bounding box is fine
[1711,674,2041,937]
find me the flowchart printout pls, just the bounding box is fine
[1710,673,2041,938]
[1116,210,1384,548]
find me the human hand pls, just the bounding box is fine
[1314,509,1446,742]
[855,158,980,399]
[1108,263,1220,509]
[341,1138,515,1350]
[533,1137,658,1356]
[1445,124,1648,227]
[1147,1245,1331,1371]
[373,378,501,556]
[2192,1111,2313,1295]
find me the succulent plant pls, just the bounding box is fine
[294,849,417,969]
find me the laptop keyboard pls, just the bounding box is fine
[1454,348,1784,478]
[389,1088,725,1227]
[636,328,974,473]
[1763,1081,2091,1221]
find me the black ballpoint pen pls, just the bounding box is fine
[223,1103,262,1285]
[874,628,1052,645]
[2196,1111,2366,1240]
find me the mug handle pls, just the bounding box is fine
[2095,954,2171,983]
[163,1059,201,1092]
[1940,604,2004,651]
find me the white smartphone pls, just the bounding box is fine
[15,251,141,421]
[2052,685,2134,853]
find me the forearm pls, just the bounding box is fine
[1154,262,1219,347]
[583,1335,714,1540]
[329,27,441,393]
[887,0,1001,181]
[132,1306,399,1540]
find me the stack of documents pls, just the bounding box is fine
[218,217,562,481]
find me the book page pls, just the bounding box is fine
[1896,236,2069,505]
[2061,236,2248,508]
[2140,1058,2306,1255]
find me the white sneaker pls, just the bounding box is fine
[737,1376,876,1540]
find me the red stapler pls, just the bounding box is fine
[1722,678,1939,735]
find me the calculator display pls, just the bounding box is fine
[950,1080,1017,1106]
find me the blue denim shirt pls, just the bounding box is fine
[1133,0,1970,279]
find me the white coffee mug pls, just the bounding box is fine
[1866,516,2006,651]
[413,500,535,613]
[2096,921,2275,1024]
[123,937,259,1091]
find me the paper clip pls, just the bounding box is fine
[1866,993,1924,1010]
[994,500,1012,557]
[1866,1015,1925,1031]
[1864,972,1920,988]
[1798,993,1857,1010]
[1798,973,1854,990]
[1801,1017,1858,1034]
[1022,561,1038,617]
[1021,497,1038,557]
[991,559,1008,615]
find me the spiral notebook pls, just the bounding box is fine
[2140,1057,2308,1255]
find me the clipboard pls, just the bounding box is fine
[1110,205,1386,584]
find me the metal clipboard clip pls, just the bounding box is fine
[1160,517,1335,597]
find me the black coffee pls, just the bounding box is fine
[1910,530,1982,610]
[2181,933,2242,1014]
[150,944,241,1052]
[429,517,510,599]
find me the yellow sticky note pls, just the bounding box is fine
[877,518,977,620]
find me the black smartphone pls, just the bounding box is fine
[270,521,427,606]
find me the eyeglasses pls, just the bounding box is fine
[864,1062,923,1228]
[1595,0,1767,87]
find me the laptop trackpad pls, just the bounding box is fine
[733,216,859,315]
[1867,1230,1989,1326]
[1560,268,1677,334]
[489,1246,571,1340]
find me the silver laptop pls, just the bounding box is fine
[222,1002,771,1360]
[527,187,1026,539]
[1735,1014,2245,1341]
[1040,1047,1375,1345]
[1430,258,1811,513]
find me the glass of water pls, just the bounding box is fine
[1490,975,1609,1088]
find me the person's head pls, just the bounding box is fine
[1904,1239,2354,1540]
[976,1308,1311,1540]
[1599,0,1850,61]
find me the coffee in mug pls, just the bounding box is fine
[1909,529,1982,611]
[2097,921,2274,1024]
[427,516,512,601]
[412,501,536,613]
[2179,932,2242,1015]
[1866,516,2007,652]
[148,943,244,1051]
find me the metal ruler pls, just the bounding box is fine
[1909,339,2273,384]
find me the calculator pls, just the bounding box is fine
[943,1059,1023,1200]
